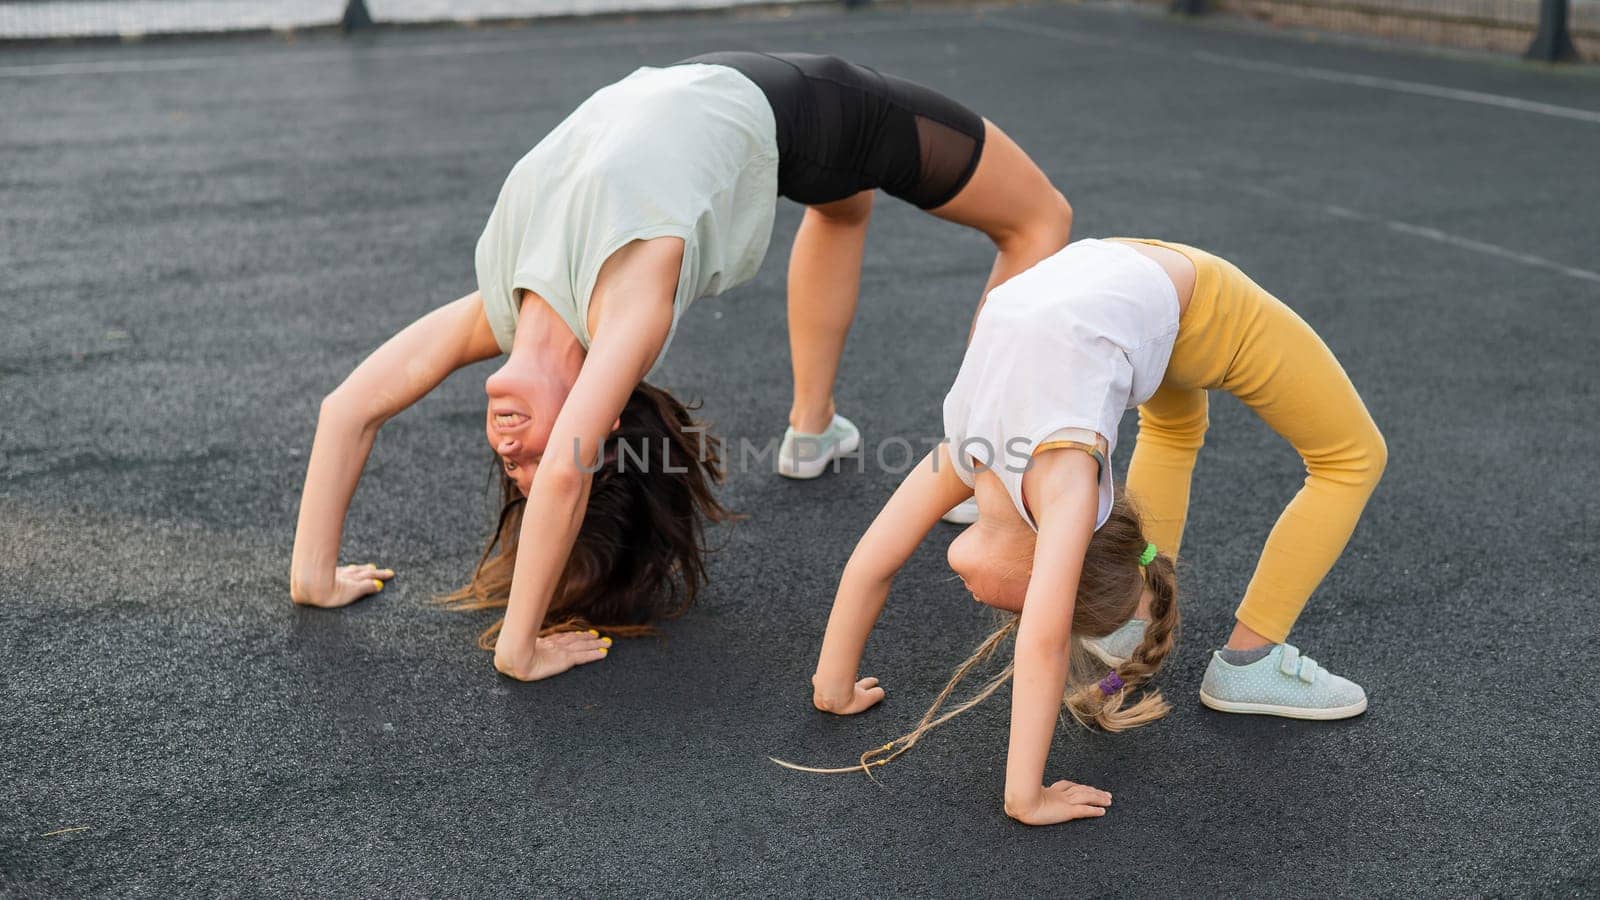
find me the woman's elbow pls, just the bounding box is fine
[534,461,592,505]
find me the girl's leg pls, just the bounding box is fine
[928,119,1074,322]
[1223,284,1388,646]
[787,190,874,435]
[1125,383,1211,565]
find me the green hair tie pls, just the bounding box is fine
[1138,543,1158,567]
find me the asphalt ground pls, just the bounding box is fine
[3,4,1598,896]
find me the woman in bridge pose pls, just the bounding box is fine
[797,237,1385,824]
[288,52,1072,681]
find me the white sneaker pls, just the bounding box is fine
[941,497,979,524]
[777,414,861,479]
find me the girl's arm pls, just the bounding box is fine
[1003,448,1114,825]
[290,292,501,608]
[491,242,678,682]
[812,444,974,714]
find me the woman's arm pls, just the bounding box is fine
[812,444,974,714]
[491,242,678,681]
[1002,448,1114,825]
[290,292,501,607]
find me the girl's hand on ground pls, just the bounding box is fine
[812,676,886,715]
[494,630,612,682]
[292,563,394,608]
[1005,781,1113,826]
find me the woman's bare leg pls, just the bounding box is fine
[929,119,1074,330]
[787,190,875,435]
[785,121,1068,436]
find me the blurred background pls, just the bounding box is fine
[1,0,1596,61]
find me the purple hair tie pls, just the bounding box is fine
[1098,671,1124,695]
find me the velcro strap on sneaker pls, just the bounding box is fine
[1297,656,1319,684]
[1277,644,1318,683]
[1279,643,1301,678]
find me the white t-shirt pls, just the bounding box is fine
[942,239,1182,531]
[474,64,779,367]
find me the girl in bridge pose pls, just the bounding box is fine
[797,238,1385,824]
[289,53,1072,681]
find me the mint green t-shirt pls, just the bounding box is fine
[474,64,779,364]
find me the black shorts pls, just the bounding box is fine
[679,51,987,210]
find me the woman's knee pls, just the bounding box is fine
[994,189,1072,256]
[1046,190,1074,241]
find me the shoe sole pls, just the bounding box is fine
[1083,642,1127,668]
[1198,691,1368,721]
[777,429,862,480]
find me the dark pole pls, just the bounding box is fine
[1171,0,1208,15]
[1525,0,1578,61]
[341,0,374,33]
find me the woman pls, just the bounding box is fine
[288,52,1073,682]
[800,238,1384,824]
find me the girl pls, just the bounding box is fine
[288,53,1073,681]
[804,238,1384,824]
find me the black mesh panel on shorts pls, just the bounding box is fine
[907,114,984,210]
[677,51,987,210]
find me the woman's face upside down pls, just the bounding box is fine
[483,363,569,496]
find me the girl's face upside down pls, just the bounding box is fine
[946,474,1036,613]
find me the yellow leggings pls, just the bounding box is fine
[1118,240,1387,643]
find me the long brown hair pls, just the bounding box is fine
[779,494,1179,775]
[438,382,733,648]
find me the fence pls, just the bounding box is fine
[0,0,1593,61]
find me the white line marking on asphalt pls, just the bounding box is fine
[982,16,1600,126]
[1190,51,1600,125]
[1381,221,1600,283]
[1218,179,1600,285]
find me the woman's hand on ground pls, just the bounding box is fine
[494,630,612,682]
[1005,780,1113,826]
[812,676,886,715]
[291,563,394,608]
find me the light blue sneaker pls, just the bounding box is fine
[777,414,861,479]
[1199,643,1367,720]
[1085,619,1147,667]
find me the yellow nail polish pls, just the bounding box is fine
[587,629,599,637]
[373,579,383,590]
[598,648,608,657]
[601,637,613,647]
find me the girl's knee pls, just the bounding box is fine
[1363,427,1388,485]
[1140,405,1209,451]
[1309,427,1387,491]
